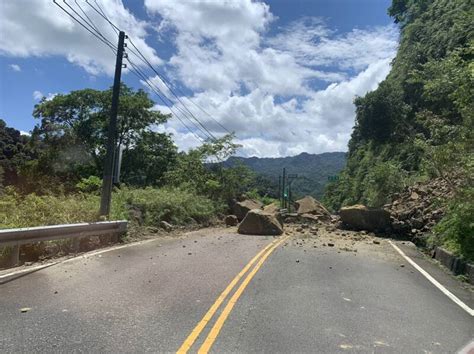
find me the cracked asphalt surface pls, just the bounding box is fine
[0,226,473,353]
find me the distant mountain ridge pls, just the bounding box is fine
[224,152,346,199]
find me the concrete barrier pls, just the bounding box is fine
[434,247,474,284]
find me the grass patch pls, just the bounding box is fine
[0,187,101,228]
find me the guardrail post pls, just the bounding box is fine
[117,222,127,241]
[72,238,81,253]
[9,245,20,267]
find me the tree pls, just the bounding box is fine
[388,0,432,26]
[353,81,410,143]
[164,134,250,202]
[27,85,169,190]
[32,84,169,174]
[121,131,178,187]
[0,119,32,188]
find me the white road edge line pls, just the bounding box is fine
[0,262,58,280]
[389,241,474,316]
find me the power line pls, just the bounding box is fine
[55,0,224,143]
[182,93,231,134]
[127,37,231,134]
[74,0,109,43]
[126,58,206,143]
[87,0,120,34]
[125,57,215,141]
[127,58,213,142]
[53,0,116,54]
[64,0,116,50]
[85,0,229,136]
[55,0,206,143]
[126,37,221,139]
[128,66,205,143]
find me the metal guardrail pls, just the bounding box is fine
[0,221,128,267]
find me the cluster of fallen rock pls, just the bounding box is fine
[227,196,332,235]
[335,178,455,241]
[227,178,453,240]
[384,177,454,239]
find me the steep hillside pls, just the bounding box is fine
[224,152,346,199]
[324,0,473,259]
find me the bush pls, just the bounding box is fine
[431,187,474,262]
[364,161,406,208]
[243,189,276,206]
[111,187,221,226]
[75,176,102,194]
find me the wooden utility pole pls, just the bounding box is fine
[281,168,286,209]
[278,175,281,205]
[100,31,126,216]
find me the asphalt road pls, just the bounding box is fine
[0,226,472,353]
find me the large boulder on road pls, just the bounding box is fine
[295,196,330,218]
[238,209,283,235]
[233,199,263,221]
[339,204,390,231]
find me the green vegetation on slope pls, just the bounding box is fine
[324,0,473,259]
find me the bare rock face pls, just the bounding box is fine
[238,209,284,235]
[224,215,239,226]
[295,196,330,218]
[233,199,264,221]
[339,204,390,232]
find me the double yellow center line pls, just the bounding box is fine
[177,234,290,353]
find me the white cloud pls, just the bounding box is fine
[269,18,399,71]
[33,90,43,101]
[3,0,399,157]
[45,92,58,101]
[156,125,203,152]
[173,58,392,157]
[20,130,31,136]
[0,0,161,76]
[9,64,21,72]
[33,91,58,101]
[144,1,398,156]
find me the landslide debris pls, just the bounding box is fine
[385,177,455,241]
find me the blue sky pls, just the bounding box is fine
[0,0,398,157]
